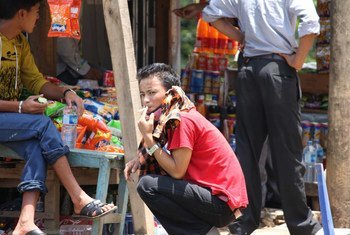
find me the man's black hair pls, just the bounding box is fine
[137,63,181,90]
[0,0,42,20]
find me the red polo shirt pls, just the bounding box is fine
[167,108,248,210]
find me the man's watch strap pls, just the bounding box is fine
[63,88,76,97]
[146,143,161,156]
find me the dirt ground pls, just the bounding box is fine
[217,208,350,235]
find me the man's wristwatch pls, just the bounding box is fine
[63,88,76,97]
[146,143,161,156]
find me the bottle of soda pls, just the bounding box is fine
[226,38,238,55]
[194,17,209,53]
[216,31,228,55]
[302,140,317,183]
[207,25,218,54]
[313,139,324,163]
[61,105,78,149]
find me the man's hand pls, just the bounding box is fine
[64,91,84,117]
[84,67,103,81]
[21,95,48,114]
[124,157,141,181]
[138,108,154,139]
[173,2,207,19]
[279,34,317,71]
[279,53,303,70]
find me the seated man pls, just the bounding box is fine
[0,1,116,234]
[56,37,103,86]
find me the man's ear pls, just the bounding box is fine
[17,9,27,20]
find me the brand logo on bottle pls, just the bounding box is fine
[63,114,78,125]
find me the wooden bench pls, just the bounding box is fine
[0,144,128,235]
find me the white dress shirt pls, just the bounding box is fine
[203,0,320,57]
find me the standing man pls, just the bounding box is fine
[175,1,322,234]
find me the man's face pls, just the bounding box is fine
[19,3,40,33]
[139,76,167,120]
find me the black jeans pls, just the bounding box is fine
[137,174,235,235]
[234,56,322,235]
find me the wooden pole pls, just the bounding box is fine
[327,0,350,227]
[102,1,155,234]
[169,0,181,72]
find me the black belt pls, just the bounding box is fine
[243,53,285,63]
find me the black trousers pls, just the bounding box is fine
[234,56,321,235]
[137,174,235,235]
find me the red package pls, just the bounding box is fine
[76,125,87,145]
[47,0,81,39]
[78,111,110,133]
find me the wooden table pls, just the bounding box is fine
[0,145,128,235]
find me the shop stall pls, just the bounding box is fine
[0,0,181,234]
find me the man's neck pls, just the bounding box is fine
[0,20,21,40]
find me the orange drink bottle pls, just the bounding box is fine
[226,38,238,55]
[208,25,219,54]
[216,31,228,55]
[194,17,209,53]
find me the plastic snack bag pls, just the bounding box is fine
[47,0,82,39]
[45,101,66,117]
[84,130,112,150]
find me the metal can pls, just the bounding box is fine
[203,71,212,94]
[103,70,115,87]
[180,69,191,92]
[207,55,219,71]
[218,56,228,71]
[301,121,312,147]
[190,69,204,93]
[197,53,208,70]
[313,122,322,141]
[211,71,221,95]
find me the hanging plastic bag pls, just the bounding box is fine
[47,0,82,39]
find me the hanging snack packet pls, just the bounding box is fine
[47,0,82,39]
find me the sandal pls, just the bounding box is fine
[74,199,117,219]
[26,229,46,235]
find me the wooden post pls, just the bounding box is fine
[169,0,181,72]
[102,1,155,234]
[327,0,350,227]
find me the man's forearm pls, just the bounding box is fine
[295,34,317,68]
[39,83,65,100]
[0,101,21,112]
[210,18,244,43]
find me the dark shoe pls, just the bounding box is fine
[26,229,46,235]
[74,199,117,219]
[228,221,253,235]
